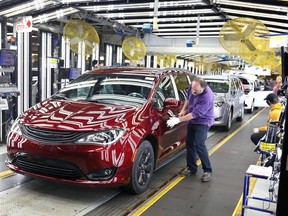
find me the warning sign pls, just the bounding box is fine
[15,16,33,33]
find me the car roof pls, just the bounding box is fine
[235,73,258,81]
[85,67,194,78]
[200,74,238,81]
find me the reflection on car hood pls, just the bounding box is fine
[20,99,141,131]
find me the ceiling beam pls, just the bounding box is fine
[202,0,228,21]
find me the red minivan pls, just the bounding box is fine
[6,67,195,194]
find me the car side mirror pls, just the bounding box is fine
[164,98,180,108]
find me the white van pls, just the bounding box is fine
[236,74,271,113]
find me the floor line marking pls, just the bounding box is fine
[232,158,262,215]
[0,170,14,179]
[130,109,265,216]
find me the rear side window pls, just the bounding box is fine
[173,75,190,101]
[234,78,242,91]
[230,78,237,95]
[239,78,249,85]
[154,76,176,109]
[158,76,176,99]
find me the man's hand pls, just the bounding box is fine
[167,117,180,128]
[253,128,259,133]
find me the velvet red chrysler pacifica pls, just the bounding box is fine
[6,67,195,194]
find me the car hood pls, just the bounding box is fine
[213,93,227,102]
[19,99,143,131]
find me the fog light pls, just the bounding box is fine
[215,117,222,121]
[104,169,112,175]
[87,167,116,181]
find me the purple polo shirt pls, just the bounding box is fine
[187,84,214,126]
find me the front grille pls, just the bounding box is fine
[20,124,87,143]
[13,154,84,180]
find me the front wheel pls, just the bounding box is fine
[247,101,254,113]
[223,111,232,131]
[236,105,244,122]
[122,140,155,194]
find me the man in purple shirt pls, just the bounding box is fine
[167,77,214,182]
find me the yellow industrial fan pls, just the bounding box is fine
[122,36,146,62]
[193,55,212,71]
[63,19,100,55]
[242,49,280,69]
[219,17,270,58]
[157,55,177,68]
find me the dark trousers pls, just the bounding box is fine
[250,131,266,146]
[186,123,212,173]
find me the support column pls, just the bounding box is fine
[77,41,85,73]
[116,46,122,65]
[61,36,70,68]
[153,55,157,68]
[16,31,32,115]
[39,31,52,102]
[146,55,151,68]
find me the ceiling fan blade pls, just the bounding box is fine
[243,39,256,51]
[83,40,94,49]
[242,23,257,37]
[223,34,241,41]
[70,37,81,46]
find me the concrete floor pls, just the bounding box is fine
[136,109,275,216]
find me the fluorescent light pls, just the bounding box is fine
[222,8,287,20]
[154,32,220,36]
[228,15,288,29]
[160,35,220,39]
[33,8,79,24]
[1,0,54,17]
[96,9,213,19]
[152,27,221,32]
[218,0,287,12]
[117,16,222,24]
[34,0,44,10]
[133,21,226,28]
[80,1,204,12]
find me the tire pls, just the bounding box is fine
[122,140,155,194]
[247,101,254,113]
[223,111,232,131]
[236,105,244,122]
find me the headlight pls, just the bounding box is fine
[75,129,124,145]
[10,118,22,135]
[214,101,224,107]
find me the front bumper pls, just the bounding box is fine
[6,133,133,186]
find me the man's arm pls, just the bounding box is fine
[179,100,188,116]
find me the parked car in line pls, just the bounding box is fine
[237,74,273,109]
[235,73,261,113]
[6,67,195,194]
[201,74,245,131]
[253,77,273,108]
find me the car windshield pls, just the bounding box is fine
[52,73,155,105]
[206,80,229,93]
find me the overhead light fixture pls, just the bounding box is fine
[34,0,44,10]
[56,9,64,19]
